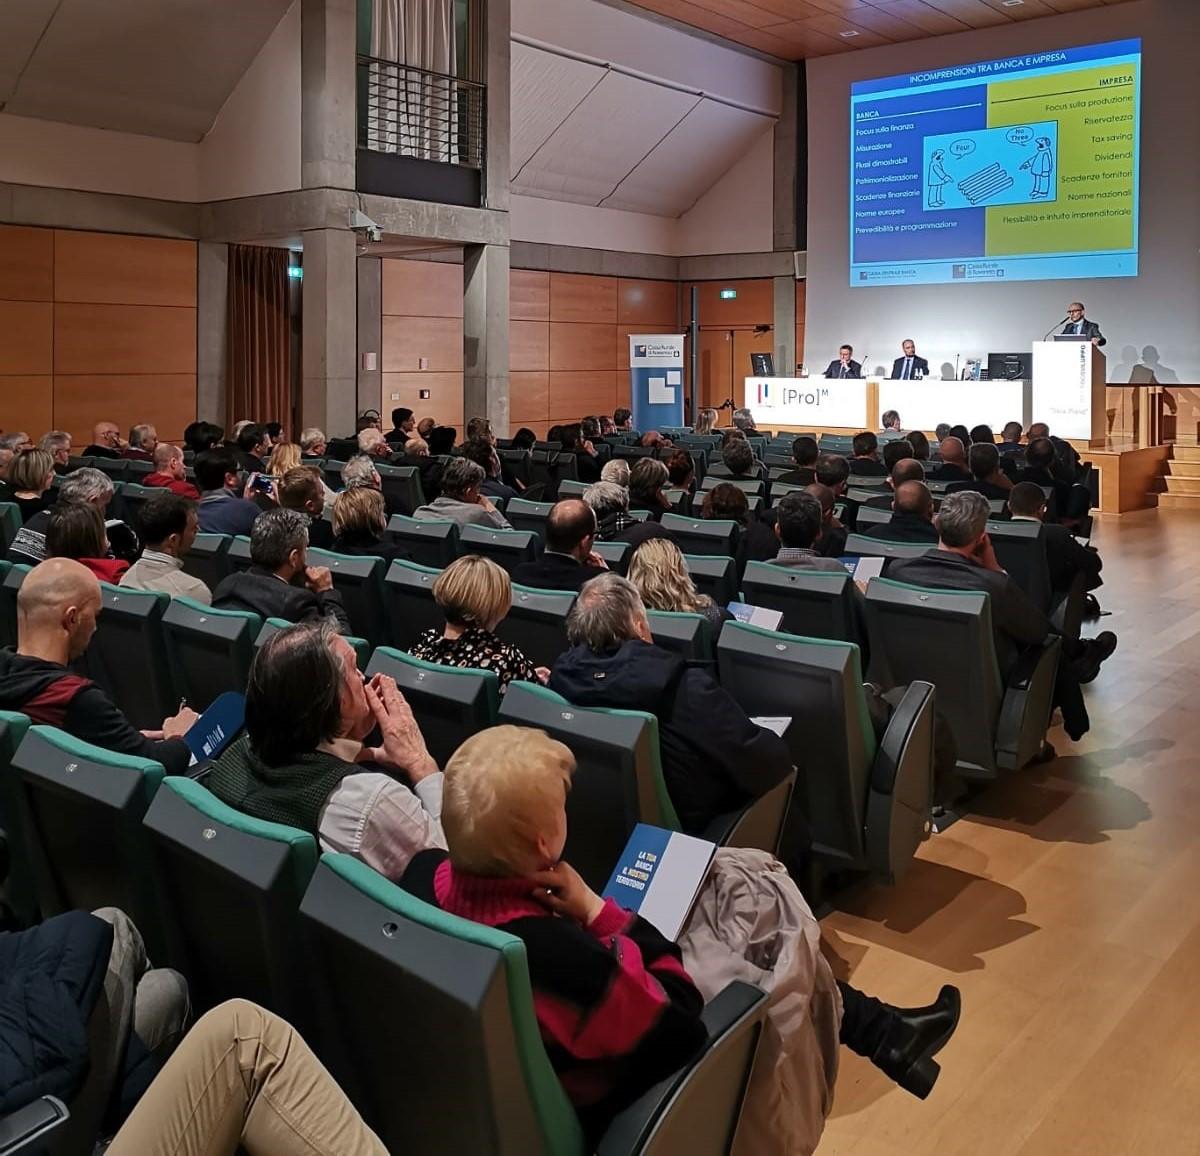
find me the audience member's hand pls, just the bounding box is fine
[364,675,438,780]
[478,494,497,514]
[162,707,200,740]
[535,666,551,684]
[585,551,609,570]
[305,566,334,593]
[529,861,606,926]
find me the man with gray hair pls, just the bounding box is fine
[0,431,32,454]
[38,430,72,472]
[8,467,140,567]
[211,508,350,631]
[299,428,328,457]
[412,456,511,529]
[126,424,158,462]
[731,407,757,432]
[549,572,790,834]
[888,489,1116,743]
[599,457,630,488]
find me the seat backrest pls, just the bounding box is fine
[382,559,445,649]
[498,682,675,890]
[660,513,737,558]
[698,476,763,498]
[504,498,555,543]
[0,711,37,926]
[116,482,154,532]
[386,515,460,569]
[0,563,30,650]
[740,562,859,644]
[556,479,589,498]
[0,502,21,554]
[854,505,893,528]
[161,596,261,710]
[683,554,738,609]
[498,448,532,488]
[15,725,164,945]
[83,583,176,730]
[143,777,318,1021]
[375,464,424,517]
[182,533,232,589]
[865,578,1002,775]
[986,519,1051,611]
[366,648,500,767]
[226,534,254,572]
[299,853,584,1156]
[646,610,713,663]
[716,622,875,869]
[844,533,934,566]
[458,525,539,574]
[591,539,631,574]
[306,548,388,645]
[255,618,370,667]
[496,585,576,668]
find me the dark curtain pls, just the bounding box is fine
[226,245,290,429]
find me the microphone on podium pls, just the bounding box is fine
[1042,316,1069,341]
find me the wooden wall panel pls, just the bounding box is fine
[0,377,53,439]
[54,375,196,442]
[617,279,677,327]
[548,371,617,421]
[549,323,619,372]
[511,269,550,322]
[382,258,463,319]
[615,372,632,413]
[685,279,774,328]
[54,304,196,375]
[510,320,549,372]
[381,372,464,429]
[510,372,549,424]
[54,232,196,307]
[0,301,53,374]
[381,315,464,372]
[0,226,53,302]
[550,273,618,324]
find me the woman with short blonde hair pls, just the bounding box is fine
[267,442,302,477]
[627,538,724,632]
[330,485,409,562]
[408,555,545,691]
[8,448,56,523]
[695,407,719,435]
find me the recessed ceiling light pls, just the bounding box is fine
[839,29,861,38]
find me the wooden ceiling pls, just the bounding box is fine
[623,0,1130,60]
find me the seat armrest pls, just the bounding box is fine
[870,681,934,795]
[702,769,796,853]
[1005,637,1060,690]
[596,983,767,1156]
[0,1097,68,1155]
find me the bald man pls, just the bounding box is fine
[511,499,609,591]
[0,559,197,773]
[862,480,939,544]
[865,457,926,510]
[83,420,126,460]
[928,437,971,483]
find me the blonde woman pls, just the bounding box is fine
[270,442,335,503]
[627,538,726,633]
[408,554,548,690]
[694,407,719,435]
[331,486,410,563]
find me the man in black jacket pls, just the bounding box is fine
[0,559,196,774]
[212,509,351,632]
[549,573,791,835]
[946,442,1014,502]
[848,432,888,477]
[1018,437,1088,525]
[927,437,972,483]
[863,480,939,544]
[776,435,818,486]
[512,499,608,592]
[1008,482,1103,595]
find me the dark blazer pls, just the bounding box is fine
[330,530,412,565]
[863,512,939,544]
[927,462,972,483]
[774,466,815,487]
[1060,319,1105,347]
[511,551,607,593]
[212,567,351,633]
[849,458,888,478]
[306,516,336,550]
[734,519,780,581]
[945,478,1012,502]
[823,359,862,379]
[1036,520,1102,593]
[890,355,930,379]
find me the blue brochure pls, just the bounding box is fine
[603,824,716,940]
[184,691,246,765]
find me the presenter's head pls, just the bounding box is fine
[1067,302,1085,320]
[901,340,915,357]
[839,345,853,363]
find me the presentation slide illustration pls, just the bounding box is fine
[849,39,1140,287]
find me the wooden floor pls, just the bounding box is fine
[816,507,1200,1156]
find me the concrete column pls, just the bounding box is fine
[773,64,799,254]
[301,0,357,191]
[301,228,358,435]
[463,242,510,435]
[196,242,228,423]
[357,256,382,416]
[484,0,511,211]
[773,275,797,378]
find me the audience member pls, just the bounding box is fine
[84,421,126,459]
[427,426,458,456]
[666,448,695,491]
[628,457,672,519]
[0,559,195,772]
[806,482,849,557]
[879,409,904,439]
[416,416,437,440]
[907,430,931,461]
[1009,481,1103,596]
[234,424,269,474]
[969,424,1016,479]
[0,431,33,454]
[512,499,608,591]
[640,430,672,450]
[863,481,939,544]
[702,483,778,576]
[184,420,224,455]
[551,574,791,834]
[355,413,381,434]
[882,439,916,474]
[598,414,617,436]
[145,443,201,499]
[413,457,511,529]
[998,421,1025,455]
[731,407,757,432]
[396,436,444,502]
[627,538,725,633]
[865,458,925,509]
[410,555,545,691]
[1019,437,1087,525]
[263,421,286,449]
[330,486,410,563]
[9,467,139,566]
[948,442,1013,500]
[721,437,763,481]
[121,493,210,603]
[277,466,334,549]
[599,457,630,488]
[0,448,14,500]
[888,491,1115,742]
[357,427,394,460]
[466,416,495,444]
[934,422,952,443]
[385,406,416,445]
[46,503,129,584]
[561,425,602,483]
[209,621,443,878]
[849,432,888,477]
[772,491,857,575]
[299,427,328,457]
[211,509,351,632]
[511,426,537,451]
[949,424,972,449]
[6,448,56,523]
[583,480,665,548]
[462,437,516,501]
[125,424,158,462]
[777,436,819,485]
[695,407,719,435]
[1028,421,1083,482]
[613,407,633,431]
[194,449,263,536]
[39,430,72,473]
[927,437,971,482]
[266,441,302,478]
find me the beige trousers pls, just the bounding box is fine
[108,1000,387,1156]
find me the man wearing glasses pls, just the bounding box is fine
[1060,302,1105,347]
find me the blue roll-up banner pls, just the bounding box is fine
[629,335,686,432]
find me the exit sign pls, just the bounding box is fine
[719,289,737,299]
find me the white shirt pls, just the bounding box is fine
[121,550,212,605]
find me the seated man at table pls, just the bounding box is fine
[947,442,1014,502]
[887,491,1115,743]
[862,480,939,544]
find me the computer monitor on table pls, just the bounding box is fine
[986,352,1029,381]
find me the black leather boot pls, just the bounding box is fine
[870,985,961,1099]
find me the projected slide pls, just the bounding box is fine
[849,39,1140,287]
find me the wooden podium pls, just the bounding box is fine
[1031,340,1106,444]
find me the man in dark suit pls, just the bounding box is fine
[927,437,971,483]
[816,454,856,532]
[776,436,818,486]
[887,491,1115,742]
[848,432,888,477]
[1018,437,1088,526]
[890,339,930,380]
[863,480,939,544]
[1008,482,1103,596]
[1060,302,1105,347]
[511,499,608,592]
[824,345,862,379]
[864,456,923,509]
[946,442,1014,502]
